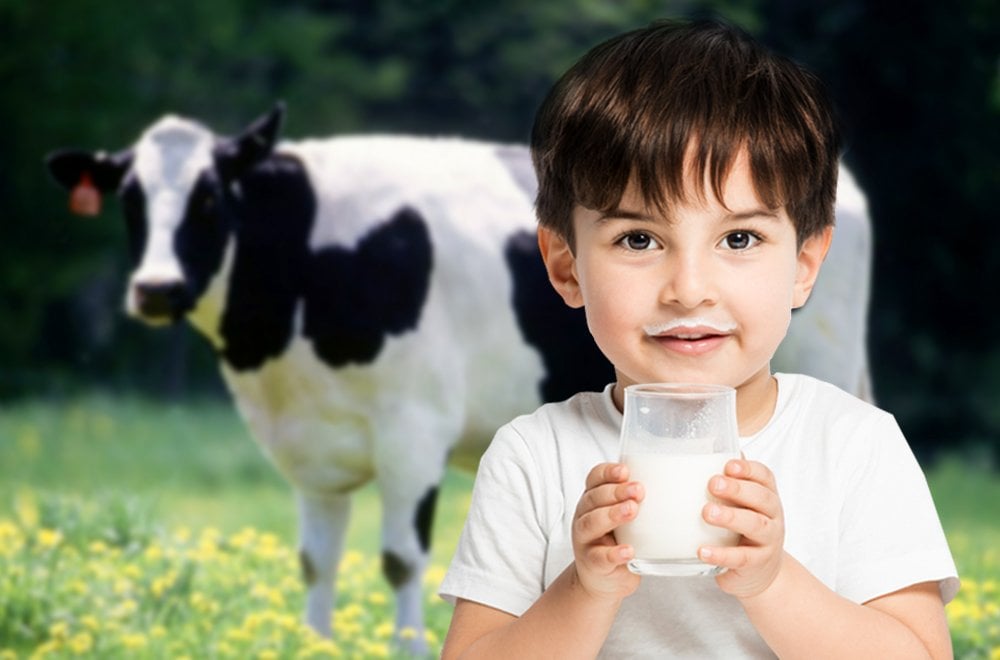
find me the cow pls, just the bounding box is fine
[46,103,872,653]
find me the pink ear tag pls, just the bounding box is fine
[70,172,101,216]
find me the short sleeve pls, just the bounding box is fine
[836,413,959,604]
[438,423,550,616]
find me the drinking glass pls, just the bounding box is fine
[616,383,741,576]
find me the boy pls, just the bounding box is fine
[440,18,958,659]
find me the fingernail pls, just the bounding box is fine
[728,461,743,475]
[712,476,726,492]
[707,504,721,520]
[620,501,634,517]
[699,547,713,559]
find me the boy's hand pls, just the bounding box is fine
[698,459,785,599]
[571,463,644,602]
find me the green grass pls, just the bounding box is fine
[0,394,997,658]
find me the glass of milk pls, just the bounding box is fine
[616,383,740,576]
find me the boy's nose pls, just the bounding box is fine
[659,253,719,309]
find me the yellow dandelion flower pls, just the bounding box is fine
[68,632,94,654]
[123,563,142,579]
[48,621,69,640]
[113,599,138,619]
[151,572,176,599]
[1,650,19,660]
[340,550,366,570]
[36,528,62,550]
[360,640,391,658]
[173,526,192,543]
[151,625,167,639]
[80,615,100,631]
[120,632,147,650]
[29,639,61,658]
[257,650,279,660]
[423,565,447,587]
[374,622,394,639]
[144,544,164,561]
[88,539,109,554]
[424,628,440,646]
[368,592,388,606]
[15,489,39,529]
[113,577,132,596]
[338,603,364,621]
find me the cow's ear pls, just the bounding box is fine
[45,148,133,216]
[46,148,133,192]
[215,102,285,181]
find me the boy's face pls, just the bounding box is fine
[539,149,831,430]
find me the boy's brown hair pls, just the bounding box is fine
[531,18,841,246]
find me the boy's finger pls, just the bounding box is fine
[576,481,644,517]
[585,462,629,490]
[725,459,777,491]
[703,502,782,544]
[575,499,636,543]
[709,475,781,520]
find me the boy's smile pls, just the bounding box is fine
[644,317,737,357]
[539,149,832,434]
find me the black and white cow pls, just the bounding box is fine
[46,104,872,651]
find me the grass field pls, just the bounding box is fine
[0,394,997,658]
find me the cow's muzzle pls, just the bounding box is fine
[133,280,190,322]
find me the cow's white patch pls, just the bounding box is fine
[128,116,215,291]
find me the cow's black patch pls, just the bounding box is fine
[220,154,316,370]
[304,207,432,367]
[414,486,438,553]
[381,550,412,589]
[119,177,149,269]
[504,230,614,402]
[298,549,318,586]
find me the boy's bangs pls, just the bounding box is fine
[570,91,804,221]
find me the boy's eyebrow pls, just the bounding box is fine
[725,208,783,221]
[595,207,783,222]
[596,208,655,222]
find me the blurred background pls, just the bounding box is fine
[2,1,998,460]
[1,1,998,656]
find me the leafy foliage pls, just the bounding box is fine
[1,0,997,454]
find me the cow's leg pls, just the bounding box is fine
[296,491,351,637]
[378,472,442,655]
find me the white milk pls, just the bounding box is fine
[616,451,740,561]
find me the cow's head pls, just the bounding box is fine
[46,103,285,325]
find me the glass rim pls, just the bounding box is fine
[624,382,735,398]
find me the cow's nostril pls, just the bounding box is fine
[135,281,187,318]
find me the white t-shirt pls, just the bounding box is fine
[440,373,959,658]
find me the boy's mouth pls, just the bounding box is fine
[644,318,735,355]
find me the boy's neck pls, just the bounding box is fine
[736,371,779,437]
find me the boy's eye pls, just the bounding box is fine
[721,231,760,251]
[618,231,659,251]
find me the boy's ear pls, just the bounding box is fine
[537,226,584,308]
[792,226,834,309]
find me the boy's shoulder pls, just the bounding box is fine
[773,372,899,439]
[491,384,620,457]
[504,385,616,433]
[777,372,884,414]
